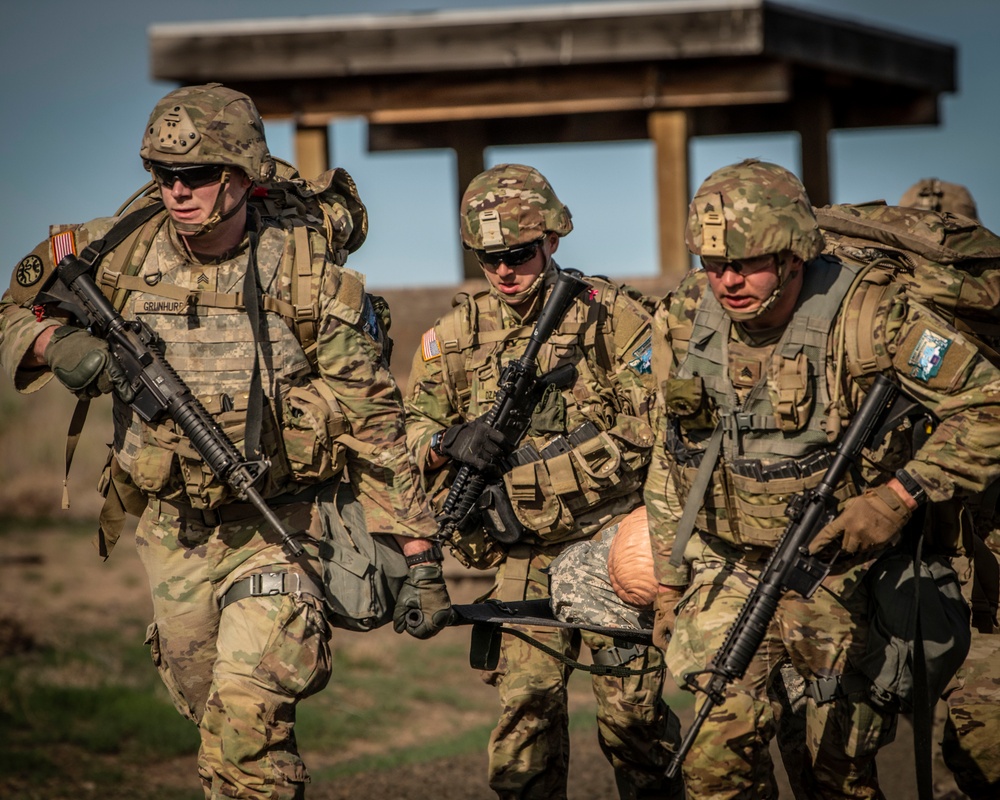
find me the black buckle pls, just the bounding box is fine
[249,572,298,597]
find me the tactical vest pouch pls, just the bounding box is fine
[477,482,531,545]
[662,377,717,431]
[281,378,349,483]
[504,460,574,541]
[857,548,971,712]
[130,429,179,496]
[316,481,408,632]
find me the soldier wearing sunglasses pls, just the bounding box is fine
[404,164,681,799]
[0,83,446,799]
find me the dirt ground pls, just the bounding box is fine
[0,521,938,800]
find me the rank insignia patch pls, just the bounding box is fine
[907,329,952,382]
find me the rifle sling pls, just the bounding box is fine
[669,422,723,567]
[59,202,166,509]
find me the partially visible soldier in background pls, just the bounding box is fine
[900,178,980,221]
[899,178,1000,800]
[0,83,447,799]
[404,164,680,800]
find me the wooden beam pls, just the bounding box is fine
[648,110,691,279]
[794,91,832,207]
[293,124,330,181]
[452,125,487,280]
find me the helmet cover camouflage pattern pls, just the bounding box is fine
[900,178,979,221]
[686,158,823,263]
[140,83,275,182]
[460,163,573,251]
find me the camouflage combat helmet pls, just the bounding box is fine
[686,158,824,263]
[460,163,573,252]
[140,83,275,182]
[900,178,979,221]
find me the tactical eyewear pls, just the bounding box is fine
[474,239,544,269]
[700,255,776,277]
[150,163,226,190]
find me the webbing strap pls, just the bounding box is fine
[670,423,724,567]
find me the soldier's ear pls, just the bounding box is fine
[546,232,560,255]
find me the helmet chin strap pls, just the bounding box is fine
[726,251,798,323]
[489,251,552,309]
[172,168,250,238]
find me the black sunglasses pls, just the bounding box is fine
[474,238,544,269]
[150,163,226,189]
[700,255,776,277]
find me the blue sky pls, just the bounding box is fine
[2,0,997,290]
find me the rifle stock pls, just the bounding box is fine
[51,254,305,558]
[665,373,901,779]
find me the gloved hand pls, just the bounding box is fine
[808,483,912,555]
[438,418,507,472]
[652,584,686,652]
[43,326,134,402]
[393,564,456,639]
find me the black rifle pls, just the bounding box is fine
[47,254,305,558]
[665,373,903,779]
[438,268,589,535]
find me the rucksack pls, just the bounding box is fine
[818,201,1000,348]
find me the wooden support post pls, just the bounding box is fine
[294,124,331,181]
[648,110,691,280]
[795,94,832,208]
[454,130,487,280]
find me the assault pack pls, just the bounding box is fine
[818,201,1000,354]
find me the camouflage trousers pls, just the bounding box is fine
[666,535,895,800]
[483,534,679,800]
[940,631,1000,799]
[135,499,332,800]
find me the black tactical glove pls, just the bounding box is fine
[438,418,507,472]
[44,326,134,402]
[392,564,455,640]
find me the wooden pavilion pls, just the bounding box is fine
[149,0,956,278]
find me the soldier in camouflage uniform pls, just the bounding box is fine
[644,159,1000,799]
[404,164,680,799]
[898,180,1000,800]
[900,178,979,221]
[0,84,449,799]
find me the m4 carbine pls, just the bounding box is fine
[47,254,305,558]
[666,373,904,779]
[438,268,589,536]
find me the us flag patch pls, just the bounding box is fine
[421,329,441,361]
[50,231,77,265]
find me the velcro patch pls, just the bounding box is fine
[907,329,951,382]
[892,317,975,391]
[628,333,652,374]
[50,230,77,265]
[422,328,441,361]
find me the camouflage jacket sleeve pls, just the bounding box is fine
[869,290,1000,504]
[643,288,692,586]
[0,289,60,392]
[404,323,462,485]
[2,216,126,392]
[315,265,438,538]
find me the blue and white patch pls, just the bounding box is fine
[907,329,952,382]
[628,333,653,375]
[361,295,380,341]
